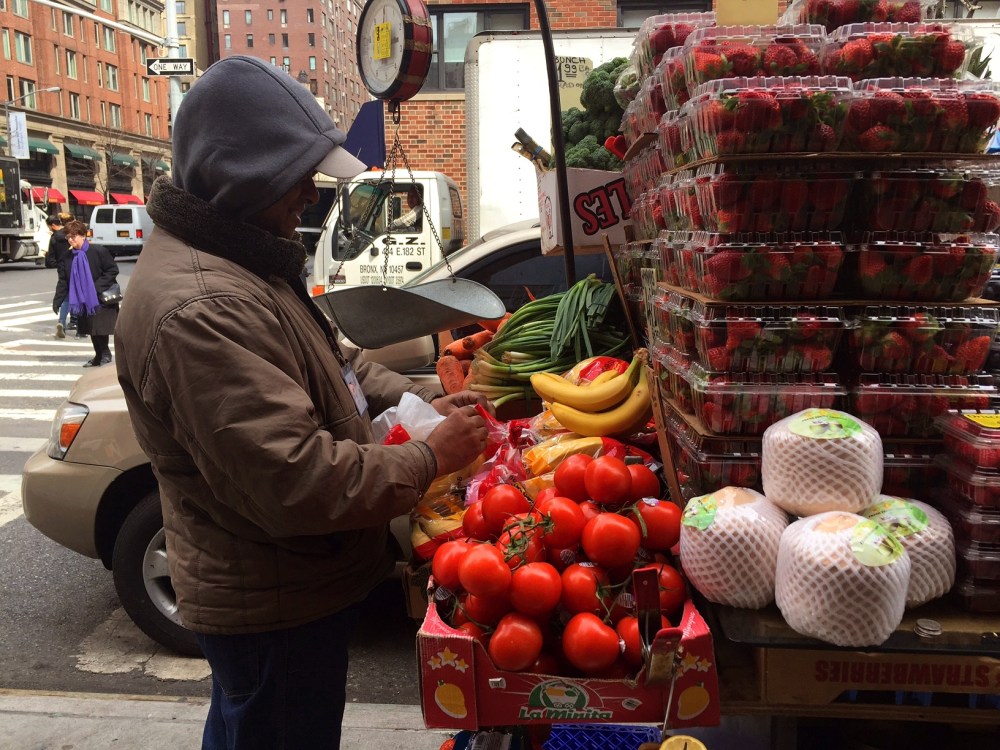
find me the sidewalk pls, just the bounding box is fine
[0,690,453,750]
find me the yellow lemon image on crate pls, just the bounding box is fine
[434,680,467,719]
[676,683,711,721]
[660,736,708,750]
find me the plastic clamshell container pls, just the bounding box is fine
[881,443,943,500]
[621,97,644,148]
[690,301,846,373]
[682,25,827,93]
[957,538,1000,580]
[689,365,845,435]
[654,345,696,415]
[853,167,1000,233]
[657,108,694,170]
[652,231,690,288]
[663,405,762,499]
[686,75,853,158]
[673,232,846,301]
[952,573,1000,613]
[636,75,668,136]
[632,11,717,83]
[936,410,1000,470]
[660,170,704,232]
[657,46,693,110]
[781,0,927,33]
[854,232,1000,302]
[843,78,1000,154]
[940,489,1000,545]
[821,22,974,81]
[846,305,1000,374]
[692,162,856,233]
[663,290,696,356]
[850,373,996,438]
[938,457,1000,510]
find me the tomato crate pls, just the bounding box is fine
[781,0,927,33]
[845,305,999,375]
[936,410,1000,471]
[820,22,974,81]
[418,591,721,731]
[938,456,1000,510]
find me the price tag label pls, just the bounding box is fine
[555,55,593,111]
[715,0,779,25]
[374,22,392,60]
[964,413,1000,429]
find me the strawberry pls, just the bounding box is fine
[857,124,901,151]
[701,273,727,298]
[954,335,992,371]
[733,90,782,132]
[801,345,833,371]
[871,0,890,22]
[892,1,923,23]
[716,209,746,233]
[974,200,1000,233]
[648,26,677,56]
[715,130,747,155]
[912,344,954,374]
[900,312,941,342]
[934,40,967,74]
[710,172,743,209]
[763,43,799,74]
[722,43,760,76]
[692,51,730,82]
[701,99,737,132]
[705,250,750,281]
[906,255,934,286]
[706,346,730,371]
[854,393,891,415]
[901,88,940,118]
[814,243,844,270]
[960,179,988,210]
[806,123,838,151]
[869,91,907,125]
[672,23,696,48]
[939,97,969,130]
[780,180,810,215]
[880,331,913,361]
[840,38,874,72]
[765,254,792,281]
[809,177,849,212]
[726,321,762,349]
[846,99,872,134]
[860,252,888,278]
[964,91,1000,129]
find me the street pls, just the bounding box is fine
[0,258,423,705]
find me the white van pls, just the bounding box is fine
[88,204,154,257]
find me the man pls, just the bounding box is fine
[387,186,423,232]
[45,214,71,337]
[114,56,489,750]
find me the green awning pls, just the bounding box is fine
[29,138,58,155]
[155,159,170,172]
[111,153,137,167]
[64,143,102,161]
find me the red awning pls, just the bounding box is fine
[23,187,67,203]
[110,193,143,205]
[69,190,105,206]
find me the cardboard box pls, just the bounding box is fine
[537,168,632,256]
[402,562,430,621]
[758,647,1000,706]
[418,595,720,730]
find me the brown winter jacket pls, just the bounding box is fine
[114,178,441,634]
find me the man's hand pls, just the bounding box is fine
[431,390,496,417]
[424,403,488,476]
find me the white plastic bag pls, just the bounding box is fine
[371,392,445,443]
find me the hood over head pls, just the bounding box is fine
[171,55,365,220]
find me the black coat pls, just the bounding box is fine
[46,229,70,267]
[53,242,120,336]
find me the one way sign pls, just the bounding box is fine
[146,57,195,76]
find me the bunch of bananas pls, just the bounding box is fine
[530,349,651,437]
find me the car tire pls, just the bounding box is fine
[112,490,202,657]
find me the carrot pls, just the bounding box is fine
[461,358,472,375]
[477,312,512,333]
[436,355,466,395]
[494,311,514,332]
[443,329,494,358]
[462,369,475,389]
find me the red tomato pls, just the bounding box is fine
[581,513,641,568]
[456,621,488,647]
[629,499,682,551]
[508,562,562,617]
[530,651,561,675]
[546,545,580,572]
[634,562,687,614]
[560,562,610,614]
[616,614,669,666]
[533,487,559,507]
[578,500,602,522]
[458,543,512,597]
[481,484,531,536]
[584,455,633,507]
[488,613,543,671]
[561,612,621,674]
[496,522,546,570]
[462,591,510,626]
[431,540,473,591]
[627,464,661,500]
[462,502,492,541]
[553,454,592,501]
[539,496,586,549]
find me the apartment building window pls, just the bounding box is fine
[1,30,9,60]
[308,33,315,47]
[5,76,14,101]
[53,44,60,73]
[106,64,119,91]
[245,10,252,25]
[14,31,32,64]
[17,80,37,107]
[100,101,106,125]
[268,33,275,45]
[103,26,115,52]
[179,43,188,56]
[280,9,287,26]
[177,21,187,36]
[96,61,103,87]
[426,5,528,90]
[270,56,276,65]
[267,9,273,21]
[63,11,74,36]
[176,1,185,13]
[145,113,153,136]
[309,56,316,70]
[110,103,121,128]
[307,8,314,23]
[282,56,290,71]
[100,0,111,11]
[66,49,77,78]
[12,0,27,18]
[247,34,253,48]
[282,33,289,48]
[222,10,230,28]
[224,34,232,49]
[82,55,87,81]
[617,0,710,27]
[142,77,150,101]
[69,92,80,119]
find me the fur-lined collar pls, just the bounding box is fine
[146,176,306,282]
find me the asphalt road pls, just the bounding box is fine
[0,256,423,704]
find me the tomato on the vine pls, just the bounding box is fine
[458,543,512,597]
[480,484,531,536]
[488,612,543,671]
[539,496,586,549]
[628,498,682,551]
[578,500,602,522]
[581,513,641,568]
[455,621,488,647]
[462,502,492,541]
[561,612,621,674]
[553,454,592,501]
[431,539,473,590]
[634,562,687,614]
[627,464,661,500]
[496,520,546,570]
[560,562,611,614]
[508,562,562,617]
[616,614,669,666]
[530,651,560,675]
[584,455,633,507]
[461,591,510,626]
[533,486,559,506]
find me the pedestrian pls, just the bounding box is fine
[45,215,71,338]
[53,220,119,367]
[114,55,490,750]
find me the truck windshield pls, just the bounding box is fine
[333,181,421,262]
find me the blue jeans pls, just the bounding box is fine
[58,299,69,327]
[196,604,362,750]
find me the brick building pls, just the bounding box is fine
[1,0,172,219]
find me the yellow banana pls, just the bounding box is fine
[530,350,647,412]
[587,369,621,386]
[550,374,652,437]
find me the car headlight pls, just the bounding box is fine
[46,402,90,460]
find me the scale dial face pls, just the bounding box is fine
[356,0,431,101]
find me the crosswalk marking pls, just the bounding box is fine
[1,372,80,382]
[0,408,61,421]
[0,474,24,527]
[0,437,46,452]
[0,389,70,399]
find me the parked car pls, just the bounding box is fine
[87,204,154,257]
[21,220,612,656]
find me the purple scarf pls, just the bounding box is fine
[69,240,100,316]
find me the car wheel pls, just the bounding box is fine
[112,490,202,657]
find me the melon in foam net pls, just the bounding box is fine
[862,495,956,609]
[776,511,911,647]
[679,486,789,609]
[762,409,883,517]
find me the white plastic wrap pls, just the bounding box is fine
[862,495,956,608]
[679,486,789,609]
[775,511,911,647]
[763,409,883,516]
